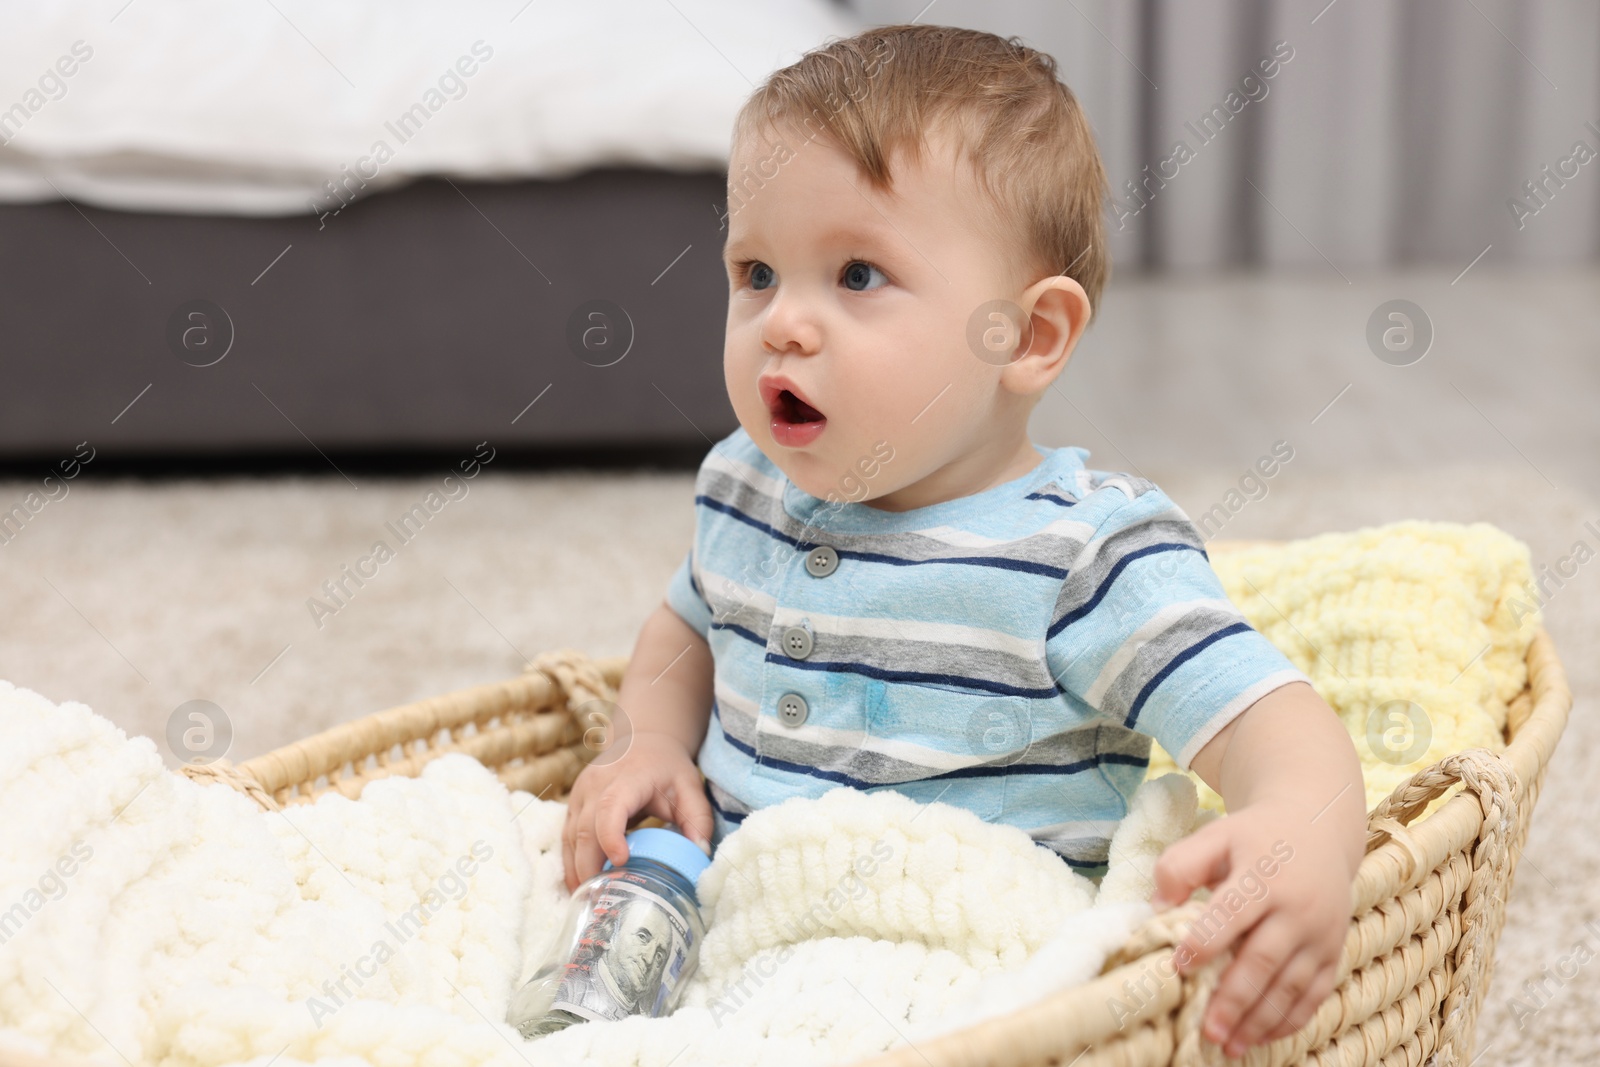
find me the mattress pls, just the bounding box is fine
[0,0,860,215]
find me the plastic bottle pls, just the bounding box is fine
[507,827,711,1039]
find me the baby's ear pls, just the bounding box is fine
[998,282,1084,397]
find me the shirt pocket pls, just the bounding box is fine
[864,679,1037,823]
[749,664,874,786]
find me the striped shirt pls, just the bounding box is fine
[665,427,1307,878]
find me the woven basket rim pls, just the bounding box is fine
[208,651,628,807]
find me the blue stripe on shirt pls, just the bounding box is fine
[1048,541,1203,638]
[695,494,1069,578]
[1123,620,1254,729]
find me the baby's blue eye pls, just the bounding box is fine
[842,260,887,291]
[747,262,775,290]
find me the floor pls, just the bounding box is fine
[1,268,1594,1063]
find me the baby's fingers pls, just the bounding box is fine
[1152,819,1231,912]
[591,778,656,872]
[1261,961,1338,1045]
[1200,913,1296,1052]
[562,797,593,894]
[566,805,607,893]
[1160,845,1273,974]
[1221,944,1321,1055]
[643,773,715,855]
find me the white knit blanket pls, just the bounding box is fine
[0,680,1205,1067]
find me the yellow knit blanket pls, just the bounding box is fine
[1145,521,1540,812]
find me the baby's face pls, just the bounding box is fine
[721,123,1032,509]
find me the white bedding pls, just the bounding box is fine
[0,677,1207,1067]
[0,0,861,215]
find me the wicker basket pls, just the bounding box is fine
[164,614,1570,1067]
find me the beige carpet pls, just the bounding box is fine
[0,462,1594,1063]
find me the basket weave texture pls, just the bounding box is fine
[177,630,1571,1067]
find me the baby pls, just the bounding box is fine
[562,24,1365,1058]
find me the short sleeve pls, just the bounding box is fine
[1044,482,1309,770]
[664,548,713,640]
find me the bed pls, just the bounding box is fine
[0,0,861,463]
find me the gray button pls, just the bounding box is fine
[777,692,809,727]
[804,545,839,577]
[780,625,814,659]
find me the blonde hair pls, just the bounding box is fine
[732,24,1110,319]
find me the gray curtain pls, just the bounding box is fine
[843,0,1600,272]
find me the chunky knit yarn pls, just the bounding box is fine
[0,685,1185,1067]
[1146,521,1538,812]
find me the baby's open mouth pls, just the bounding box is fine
[774,389,825,425]
[760,379,828,448]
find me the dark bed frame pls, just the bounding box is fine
[0,168,738,470]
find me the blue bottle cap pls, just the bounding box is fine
[601,827,712,889]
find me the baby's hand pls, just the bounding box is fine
[560,731,715,893]
[1150,801,1353,1057]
